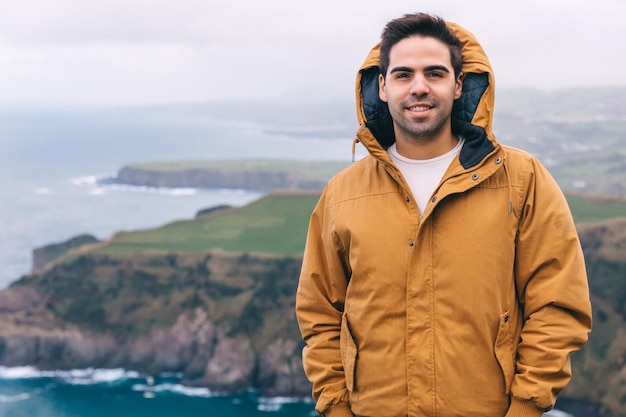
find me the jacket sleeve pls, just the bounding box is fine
[295,186,354,417]
[507,157,592,417]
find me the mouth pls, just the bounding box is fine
[406,102,434,113]
[407,105,431,112]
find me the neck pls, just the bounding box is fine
[394,131,459,160]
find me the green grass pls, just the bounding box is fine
[566,193,626,224]
[96,190,625,256]
[99,192,320,256]
[129,159,349,180]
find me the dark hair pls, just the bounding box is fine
[379,13,463,79]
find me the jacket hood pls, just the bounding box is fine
[355,21,497,169]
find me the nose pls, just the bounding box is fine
[409,75,429,97]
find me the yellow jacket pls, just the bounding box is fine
[296,21,592,417]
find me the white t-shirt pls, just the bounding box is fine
[388,137,465,215]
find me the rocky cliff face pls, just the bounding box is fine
[0,251,310,397]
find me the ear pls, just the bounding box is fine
[378,73,388,102]
[454,72,464,100]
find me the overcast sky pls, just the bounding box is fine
[0,0,623,107]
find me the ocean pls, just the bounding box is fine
[0,367,315,417]
[0,106,575,417]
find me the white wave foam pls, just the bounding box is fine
[161,187,196,196]
[71,175,102,187]
[256,396,304,412]
[0,366,140,385]
[0,366,41,379]
[132,382,216,398]
[545,410,575,417]
[0,392,31,404]
[70,173,268,198]
[61,368,140,385]
[72,174,198,196]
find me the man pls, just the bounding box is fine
[295,13,592,417]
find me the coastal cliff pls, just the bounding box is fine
[105,160,349,191]
[2,192,626,416]
[1,250,309,396]
[1,192,321,396]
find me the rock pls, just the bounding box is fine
[32,234,100,272]
[0,251,311,396]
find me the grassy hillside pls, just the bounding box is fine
[127,159,349,181]
[93,191,626,258]
[566,194,626,224]
[99,192,320,256]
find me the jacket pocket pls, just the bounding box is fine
[341,313,358,392]
[494,311,515,394]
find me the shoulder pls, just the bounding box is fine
[501,145,571,216]
[327,154,383,191]
[501,144,554,183]
[501,144,535,165]
[323,154,398,206]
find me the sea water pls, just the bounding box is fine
[0,367,316,417]
[0,106,353,288]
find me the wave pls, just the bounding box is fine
[0,366,314,413]
[0,393,31,404]
[0,366,140,384]
[545,410,575,417]
[72,174,262,197]
[132,382,217,398]
[257,396,313,412]
[71,174,198,196]
[70,174,108,188]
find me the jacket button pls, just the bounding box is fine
[495,157,502,164]
[409,241,415,247]
[472,174,479,180]
[406,196,410,202]
[431,196,437,203]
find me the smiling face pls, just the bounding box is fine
[379,35,463,157]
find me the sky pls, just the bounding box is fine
[0,0,624,107]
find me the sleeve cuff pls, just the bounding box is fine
[322,402,354,417]
[504,397,546,417]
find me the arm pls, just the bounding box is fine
[295,188,354,417]
[506,158,592,417]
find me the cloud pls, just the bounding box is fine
[0,0,623,106]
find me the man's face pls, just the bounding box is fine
[379,35,462,144]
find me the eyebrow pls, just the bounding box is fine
[389,65,451,74]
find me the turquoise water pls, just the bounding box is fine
[0,365,581,417]
[0,367,315,417]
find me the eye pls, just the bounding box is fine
[428,71,444,78]
[395,72,410,79]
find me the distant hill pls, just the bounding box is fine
[101,87,626,198]
[102,160,349,192]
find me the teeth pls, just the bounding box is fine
[409,106,429,111]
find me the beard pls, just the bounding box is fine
[388,97,454,143]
